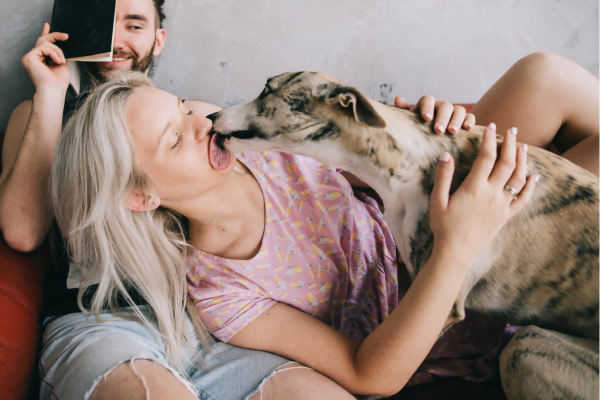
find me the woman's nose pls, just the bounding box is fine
[194,117,213,141]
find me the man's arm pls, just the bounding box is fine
[0,89,67,251]
[0,23,71,252]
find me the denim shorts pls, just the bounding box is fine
[39,306,294,400]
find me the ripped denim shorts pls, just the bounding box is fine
[39,305,294,400]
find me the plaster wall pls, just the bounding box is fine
[1,0,598,130]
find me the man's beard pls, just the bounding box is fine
[85,41,156,84]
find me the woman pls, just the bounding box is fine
[49,52,598,399]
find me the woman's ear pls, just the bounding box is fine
[126,189,160,211]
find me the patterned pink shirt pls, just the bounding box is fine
[187,150,398,342]
[187,151,510,385]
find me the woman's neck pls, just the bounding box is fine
[186,159,266,260]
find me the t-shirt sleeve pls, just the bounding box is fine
[187,272,278,342]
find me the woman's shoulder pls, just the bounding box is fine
[238,151,327,172]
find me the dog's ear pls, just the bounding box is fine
[317,85,386,129]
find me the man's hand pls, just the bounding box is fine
[21,22,71,94]
[394,95,475,135]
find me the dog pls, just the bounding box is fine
[208,71,599,398]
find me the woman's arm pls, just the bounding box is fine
[228,123,538,396]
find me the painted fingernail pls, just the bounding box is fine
[522,143,528,153]
[535,175,540,182]
[489,123,496,131]
[436,124,445,132]
[449,125,458,133]
[424,112,433,120]
[440,152,450,162]
[510,127,518,135]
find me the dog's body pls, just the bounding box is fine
[208,71,599,398]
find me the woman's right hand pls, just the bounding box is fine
[429,123,538,266]
[21,22,71,94]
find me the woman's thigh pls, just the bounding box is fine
[39,307,294,400]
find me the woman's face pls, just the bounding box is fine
[125,86,234,209]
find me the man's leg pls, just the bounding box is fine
[471,52,599,177]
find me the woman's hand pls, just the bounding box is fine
[21,22,71,94]
[429,123,539,266]
[394,95,475,134]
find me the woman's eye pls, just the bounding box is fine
[171,133,181,149]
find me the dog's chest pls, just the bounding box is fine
[383,182,431,278]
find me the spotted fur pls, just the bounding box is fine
[209,71,599,339]
[209,70,599,396]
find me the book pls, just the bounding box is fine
[50,0,116,61]
[50,0,116,95]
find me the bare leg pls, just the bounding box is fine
[471,52,599,177]
[250,363,356,400]
[88,360,198,400]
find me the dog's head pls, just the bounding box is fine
[208,71,386,153]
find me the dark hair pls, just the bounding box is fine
[153,0,166,28]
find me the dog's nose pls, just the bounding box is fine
[206,112,220,123]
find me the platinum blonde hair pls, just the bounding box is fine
[50,71,212,373]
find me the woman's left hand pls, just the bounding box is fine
[394,95,475,135]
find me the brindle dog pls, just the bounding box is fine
[208,72,599,399]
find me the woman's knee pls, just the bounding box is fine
[89,359,198,400]
[250,363,355,400]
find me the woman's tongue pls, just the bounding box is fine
[209,133,231,170]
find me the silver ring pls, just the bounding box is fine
[504,184,519,197]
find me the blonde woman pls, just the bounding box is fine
[49,53,598,399]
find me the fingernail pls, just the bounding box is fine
[510,127,518,135]
[424,112,433,120]
[436,124,445,132]
[522,143,528,153]
[489,123,496,131]
[440,152,450,162]
[535,175,540,182]
[465,123,472,129]
[449,125,458,133]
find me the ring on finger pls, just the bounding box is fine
[504,184,519,198]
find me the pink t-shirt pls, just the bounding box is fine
[187,151,510,385]
[187,150,398,342]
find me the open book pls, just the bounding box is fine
[50,0,117,95]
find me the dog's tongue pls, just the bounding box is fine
[209,133,231,170]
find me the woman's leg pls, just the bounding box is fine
[471,52,599,177]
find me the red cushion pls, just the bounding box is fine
[0,236,49,400]
[0,130,51,400]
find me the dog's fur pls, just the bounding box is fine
[208,71,599,397]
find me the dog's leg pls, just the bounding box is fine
[499,325,599,400]
[439,299,466,338]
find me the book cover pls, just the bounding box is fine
[50,0,116,62]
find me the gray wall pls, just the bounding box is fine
[2,0,599,131]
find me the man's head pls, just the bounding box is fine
[86,0,167,84]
